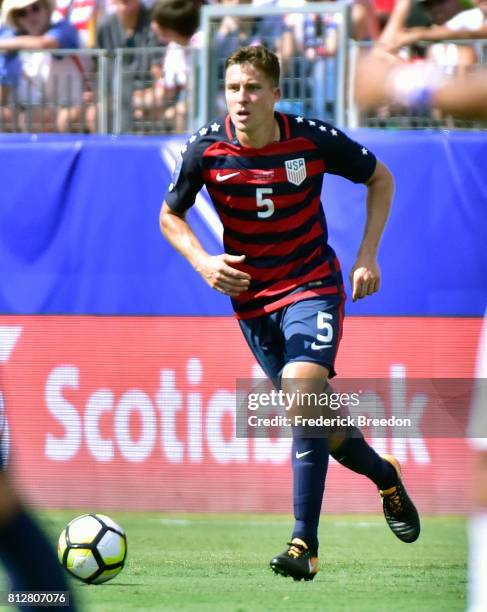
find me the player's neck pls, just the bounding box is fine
[235,119,280,149]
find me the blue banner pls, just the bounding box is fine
[0,131,486,315]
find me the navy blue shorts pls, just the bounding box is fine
[238,293,345,384]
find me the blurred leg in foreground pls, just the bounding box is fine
[0,463,77,610]
[468,314,487,612]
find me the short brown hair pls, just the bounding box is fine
[151,0,200,39]
[224,45,280,87]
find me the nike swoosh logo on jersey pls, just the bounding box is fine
[216,171,240,182]
[310,342,332,350]
[295,450,314,459]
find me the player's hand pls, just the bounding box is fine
[349,256,381,302]
[198,254,251,297]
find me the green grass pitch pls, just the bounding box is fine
[2,512,466,612]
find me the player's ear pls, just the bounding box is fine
[274,87,281,103]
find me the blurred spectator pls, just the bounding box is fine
[415,0,461,25]
[216,0,255,60]
[150,0,200,48]
[96,0,160,56]
[354,0,487,125]
[355,45,487,119]
[351,0,381,40]
[447,0,487,30]
[257,0,379,41]
[301,0,341,119]
[390,0,486,62]
[214,0,261,114]
[0,24,18,126]
[379,0,486,79]
[380,0,466,46]
[379,0,458,49]
[150,0,200,132]
[272,0,379,119]
[251,0,303,55]
[374,0,396,30]
[0,0,85,131]
[291,0,379,119]
[89,0,163,131]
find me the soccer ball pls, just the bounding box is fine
[57,514,127,584]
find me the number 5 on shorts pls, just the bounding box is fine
[310,311,333,350]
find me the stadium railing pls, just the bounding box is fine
[347,39,487,129]
[0,49,109,134]
[0,1,352,134]
[198,1,352,128]
[0,45,196,135]
[111,46,193,135]
[1,31,486,134]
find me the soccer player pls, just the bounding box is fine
[159,45,420,581]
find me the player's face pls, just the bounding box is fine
[225,63,280,141]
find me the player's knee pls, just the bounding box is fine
[281,373,329,421]
[281,361,329,382]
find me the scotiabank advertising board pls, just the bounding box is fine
[0,316,482,513]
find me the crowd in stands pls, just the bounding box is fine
[0,0,485,132]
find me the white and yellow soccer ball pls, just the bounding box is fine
[58,514,127,584]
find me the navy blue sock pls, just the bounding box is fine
[291,436,329,555]
[0,506,77,611]
[331,434,397,490]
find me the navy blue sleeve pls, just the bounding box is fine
[164,136,206,215]
[312,122,377,184]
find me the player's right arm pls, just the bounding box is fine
[159,202,251,297]
[161,132,251,296]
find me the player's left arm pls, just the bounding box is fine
[350,160,394,301]
[317,124,394,302]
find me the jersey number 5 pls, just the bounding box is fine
[310,311,334,350]
[256,188,274,219]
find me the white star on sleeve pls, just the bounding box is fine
[308,120,316,126]
[361,147,368,155]
[319,125,327,132]
[199,127,208,136]
[189,135,197,143]
[210,122,220,132]
[181,144,188,154]
[331,129,338,136]
[296,116,304,123]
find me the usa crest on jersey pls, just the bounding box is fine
[285,158,307,186]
